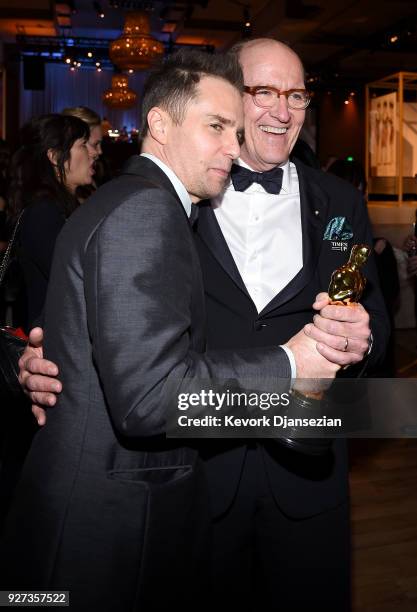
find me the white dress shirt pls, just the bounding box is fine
[212,159,303,314]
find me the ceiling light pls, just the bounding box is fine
[103,74,138,109]
[109,11,164,71]
[242,7,251,37]
[93,1,104,18]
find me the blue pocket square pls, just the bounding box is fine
[323,217,353,241]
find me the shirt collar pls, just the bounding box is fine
[232,158,292,194]
[140,153,193,218]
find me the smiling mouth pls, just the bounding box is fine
[259,126,288,134]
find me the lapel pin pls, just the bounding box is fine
[314,210,319,216]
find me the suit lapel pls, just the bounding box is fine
[123,155,206,349]
[260,161,330,315]
[190,160,331,315]
[196,201,251,300]
[122,155,190,225]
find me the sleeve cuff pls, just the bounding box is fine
[279,344,296,385]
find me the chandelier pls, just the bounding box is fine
[109,11,164,71]
[102,75,137,109]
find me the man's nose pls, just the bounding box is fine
[224,133,241,159]
[269,94,291,122]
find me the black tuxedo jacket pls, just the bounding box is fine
[195,160,389,519]
[1,157,292,610]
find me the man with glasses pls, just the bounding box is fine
[193,38,387,610]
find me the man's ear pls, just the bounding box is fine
[47,148,58,166]
[147,107,170,145]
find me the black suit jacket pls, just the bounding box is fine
[195,160,389,518]
[1,157,293,610]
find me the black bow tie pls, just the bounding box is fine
[231,164,283,194]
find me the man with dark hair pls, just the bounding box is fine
[140,49,244,137]
[1,48,345,611]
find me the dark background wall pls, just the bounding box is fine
[317,91,365,167]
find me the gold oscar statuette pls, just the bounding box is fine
[328,244,371,305]
[281,244,372,456]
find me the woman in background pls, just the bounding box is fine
[62,106,102,163]
[62,106,111,190]
[1,114,93,527]
[8,113,94,331]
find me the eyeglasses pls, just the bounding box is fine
[244,85,311,110]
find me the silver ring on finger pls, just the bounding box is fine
[343,337,349,352]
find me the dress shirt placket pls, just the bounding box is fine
[244,192,265,309]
